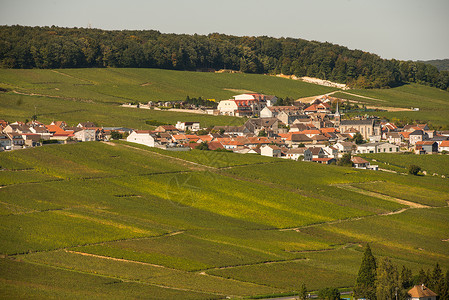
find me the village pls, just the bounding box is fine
[2,93,449,170]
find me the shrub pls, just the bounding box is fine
[408,164,421,175]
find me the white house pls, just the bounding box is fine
[126,130,156,147]
[74,129,97,142]
[356,142,399,154]
[334,141,356,153]
[285,147,312,161]
[175,121,200,132]
[217,100,239,116]
[260,144,282,158]
[439,140,449,152]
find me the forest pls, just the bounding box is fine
[1,25,448,91]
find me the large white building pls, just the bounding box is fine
[217,93,277,117]
[127,130,156,147]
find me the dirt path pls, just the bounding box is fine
[12,90,94,103]
[334,184,429,208]
[64,249,177,270]
[115,142,215,171]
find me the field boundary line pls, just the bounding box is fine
[64,249,179,270]
[14,257,225,297]
[12,90,94,103]
[333,183,429,208]
[111,142,216,171]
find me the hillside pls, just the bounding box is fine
[1,25,449,91]
[1,68,449,129]
[333,83,449,129]
[0,68,335,128]
[1,142,448,298]
[419,59,449,71]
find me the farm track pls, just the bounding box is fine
[333,183,429,208]
[12,90,95,103]
[13,257,227,297]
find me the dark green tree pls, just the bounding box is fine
[354,244,377,300]
[351,132,365,144]
[318,287,340,300]
[337,153,353,167]
[376,257,403,300]
[110,131,123,140]
[408,164,421,175]
[298,283,308,300]
[196,141,209,150]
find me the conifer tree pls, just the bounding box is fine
[354,244,377,300]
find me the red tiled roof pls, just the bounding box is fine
[408,285,437,298]
[439,140,449,147]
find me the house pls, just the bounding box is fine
[285,133,312,148]
[0,133,12,150]
[74,129,97,142]
[357,142,399,154]
[154,125,179,133]
[260,106,303,124]
[308,147,325,159]
[409,130,427,145]
[407,284,437,300]
[334,141,356,153]
[385,132,403,145]
[322,146,338,158]
[244,118,279,135]
[351,156,370,169]
[285,147,312,161]
[415,141,438,154]
[439,140,449,152]
[312,157,336,164]
[77,121,96,128]
[175,121,200,132]
[260,144,282,157]
[212,125,251,136]
[339,119,381,140]
[6,132,25,148]
[126,130,156,147]
[304,102,331,115]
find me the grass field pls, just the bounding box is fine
[0,68,336,130]
[333,83,449,128]
[1,142,448,298]
[358,152,449,177]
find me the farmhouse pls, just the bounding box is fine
[260,144,282,158]
[127,130,156,147]
[407,285,437,300]
[439,140,449,152]
[175,121,200,132]
[415,141,438,154]
[356,142,399,154]
[285,147,312,161]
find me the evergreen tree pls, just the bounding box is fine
[298,283,308,300]
[354,244,377,300]
[429,263,444,296]
[376,257,403,300]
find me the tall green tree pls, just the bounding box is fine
[376,257,404,300]
[354,244,377,300]
[298,283,308,300]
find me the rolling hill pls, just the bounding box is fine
[1,142,448,298]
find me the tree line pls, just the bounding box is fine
[354,244,449,300]
[1,25,449,91]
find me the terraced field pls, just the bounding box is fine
[1,142,448,298]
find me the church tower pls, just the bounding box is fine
[334,101,341,126]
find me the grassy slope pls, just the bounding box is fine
[333,83,449,128]
[1,142,448,298]
[0,68,335,129]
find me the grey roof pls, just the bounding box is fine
[340,119,374,126]
[291,134,312,142]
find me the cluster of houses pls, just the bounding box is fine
[2,94,448,169]
[0,119,133,151]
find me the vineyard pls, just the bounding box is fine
[1,142,448,298]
